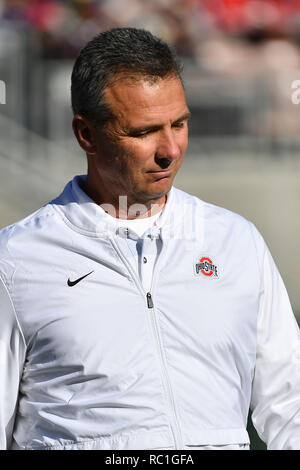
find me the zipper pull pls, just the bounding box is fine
[146,292,154,308]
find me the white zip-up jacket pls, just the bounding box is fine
[0,175,300,450]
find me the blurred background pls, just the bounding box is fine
[1,0,300,450]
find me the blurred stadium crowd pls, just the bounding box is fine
[1,0,300,60]
[1,0,300,142]
[1,1,300,204]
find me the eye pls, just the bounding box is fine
[137,131,151,138]
[172,121,185,129]
[132,130,155,138]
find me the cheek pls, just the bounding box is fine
[124,142,154,168]
[178,130,189,152]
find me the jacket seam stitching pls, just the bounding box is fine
[0,274,27,349]
[248,221,264,288]
[25,427,249,450]
[248,221,265,412]
[25,429,171,450]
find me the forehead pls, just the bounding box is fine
[104,76,188,127]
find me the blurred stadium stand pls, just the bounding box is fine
[1,0,300,450]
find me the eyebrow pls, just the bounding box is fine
[126,111,192,135]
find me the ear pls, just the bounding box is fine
[72,114,97,155]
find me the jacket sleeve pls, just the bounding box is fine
[250,234,300,449]
[0,276,26,449]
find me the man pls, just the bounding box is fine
[0,28,300,451]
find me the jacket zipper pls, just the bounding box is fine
[145,292,183,450]
[110,236,183,449]
[146,292,153,308]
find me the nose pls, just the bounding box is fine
[155,129,181,168]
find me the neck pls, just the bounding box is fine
[83,176,167,220]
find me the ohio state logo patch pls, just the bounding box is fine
[194,256,219,278]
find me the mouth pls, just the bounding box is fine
[147,169,173,181]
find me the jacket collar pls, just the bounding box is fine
[51,175,178,239]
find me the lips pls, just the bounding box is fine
[147,170,173,180]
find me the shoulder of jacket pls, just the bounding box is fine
[172,187,266,258]
[205,201,265,251]
[0,204,57,274]
[203,200,251,225]
[0,204,56,240]
[172,186,253,227]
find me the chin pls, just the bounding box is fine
[133,178,174,204]
[145,186,172,202]
[152,179,173,195]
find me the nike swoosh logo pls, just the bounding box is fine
[67,271,94,287]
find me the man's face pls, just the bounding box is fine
[90,75,190,208]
